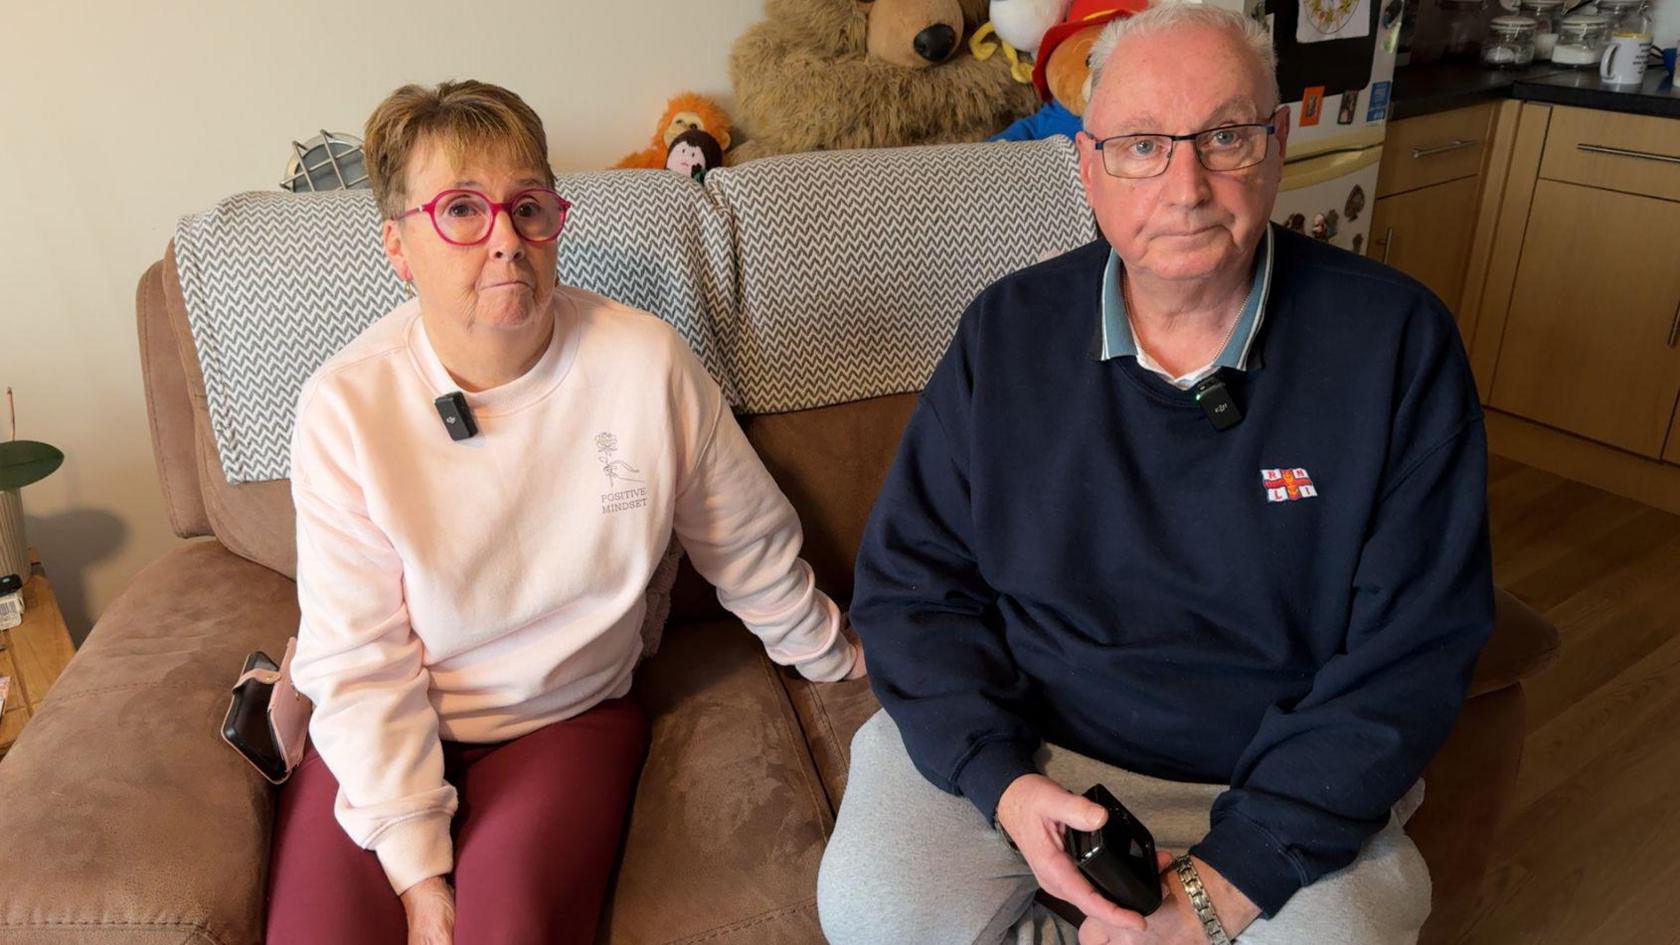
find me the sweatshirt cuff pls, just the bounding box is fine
[1189,813,1306,918]
[953,738,1039,824]
[793,634,856,682]
[373,812,455,896]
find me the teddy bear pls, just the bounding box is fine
[991,0,1145,142]
[727,0,1041,162]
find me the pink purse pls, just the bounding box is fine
[219,637,313,784]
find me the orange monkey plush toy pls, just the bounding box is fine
[612,93,734,170]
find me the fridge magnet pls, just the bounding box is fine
[1380,0,1405,50]
[1366,80,1392,122]
[1301,86,1325,126]
[1324,209,1341,240]
[1337,90,1360,124]
[1345,184,1366,221]
[1352,233,1366,256]
[1311,213,1329,240]
[1284,212,1307,233]
[1297,0,1371,42]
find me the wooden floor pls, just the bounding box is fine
[1454,455,1680,945]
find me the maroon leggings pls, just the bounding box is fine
[265,696,649,945]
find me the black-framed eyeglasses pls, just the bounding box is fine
[393,187,571,246]
[1085,111,1282,179]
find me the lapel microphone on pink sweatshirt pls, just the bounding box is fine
[434,391,479,441]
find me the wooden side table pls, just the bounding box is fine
[0,549,76,760]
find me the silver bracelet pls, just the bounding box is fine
[1172,855,1234,945]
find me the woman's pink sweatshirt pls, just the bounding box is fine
[288,288,855,894]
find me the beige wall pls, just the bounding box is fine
[0,0,766,642]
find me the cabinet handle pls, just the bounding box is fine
[1576,143,1680,166]
[1668,300,1680,349]
[1375,226,1395,264]
[1411,139,1477,159]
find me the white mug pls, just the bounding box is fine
[1600,31,1652,84]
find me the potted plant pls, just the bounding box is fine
[0,389,63,583]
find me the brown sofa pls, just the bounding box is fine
[0,192,1557,945]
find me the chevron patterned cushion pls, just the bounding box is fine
[702,138,1097,415]
[174,141,1095,485]
[173,173,735,485]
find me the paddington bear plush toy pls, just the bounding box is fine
[990,0,1146,142]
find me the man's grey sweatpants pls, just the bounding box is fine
[818,711,1432,945]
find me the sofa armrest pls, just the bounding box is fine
[139,255,211,540]
[1467,588,1560,699]
[0,542,297,945]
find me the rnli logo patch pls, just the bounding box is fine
[1262,468,1317,503]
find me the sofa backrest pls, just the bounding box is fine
[140,139,1096,594]
[702,141,1096,414]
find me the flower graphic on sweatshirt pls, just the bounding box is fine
[596,432,643,491]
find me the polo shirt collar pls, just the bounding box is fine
[1093,223,1275,372]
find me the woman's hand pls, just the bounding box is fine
[840,615,868,681]
[399,875,455,945]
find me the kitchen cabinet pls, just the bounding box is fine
[1371,103,1500,340]
[1487,179,1680,458]
[1471,101,1680,512]
[1667,395,1680,465]
[1377,102,1495,198]
[1367,175,1482,319]
[1538,106,1680,204]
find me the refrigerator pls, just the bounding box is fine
[1202,0,1404,258]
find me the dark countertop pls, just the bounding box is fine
[1514,66,1680,118]
[1392,58,1680,121]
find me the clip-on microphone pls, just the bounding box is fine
[1192,374,1243,432]
[433,391,479,441]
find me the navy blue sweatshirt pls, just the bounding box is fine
[850,225,1493,916]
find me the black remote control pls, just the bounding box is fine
[1064,784,1163,916]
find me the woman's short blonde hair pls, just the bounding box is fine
[363,80,555,220]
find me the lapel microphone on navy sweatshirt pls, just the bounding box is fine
[1192,374,1244,432]
[434,391,479,441]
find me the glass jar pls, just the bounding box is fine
[1483,14,1539,64]
[1595,0,1648,30]
[1553,12,1614,65]
[1440,0,1489,58]
[1518,0,1565,57]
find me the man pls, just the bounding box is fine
[817,5,1492,945]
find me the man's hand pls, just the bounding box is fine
[995,775,1151,932]
[399,875,455,945]
[1076,854,1261,945]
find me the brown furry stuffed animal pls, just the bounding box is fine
[613,93,734,170]
[728,0,1041,162]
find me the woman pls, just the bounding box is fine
[266,80,865,945]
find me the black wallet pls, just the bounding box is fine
[1065,784,1164,916]
[221,651,289,783]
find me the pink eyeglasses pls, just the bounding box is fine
[394,188,572,246]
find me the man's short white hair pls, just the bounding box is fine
[1085,3,1281,116]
